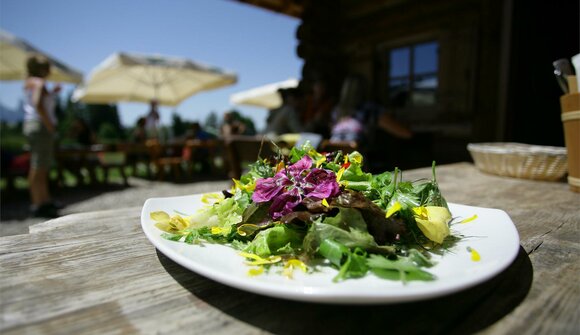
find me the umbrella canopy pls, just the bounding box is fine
[230,78,298,109]
[0,29,83,84]
[72,52,237,106]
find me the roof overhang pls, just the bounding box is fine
[233,0,305,18]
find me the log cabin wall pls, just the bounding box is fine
[297,0,507,167]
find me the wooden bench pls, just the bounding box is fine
[56,145,128,186]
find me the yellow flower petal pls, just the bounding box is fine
[413,206,451,244]
[246,181,256,192]
[336,167,345,182]
[245,257,282,266]
[201,192,224,204]
[170,215,189,231]
[275,161,285,173]
[239,252,282,265]
[321,198,329,207]
[386,201,401,218]
[233,178,245,190]
[285,259,307,272]
[154,221,174,233]
[239,251,261,260]
[348,151,363,164]
[308,149,320,157]
[248,267,264,277]
[232,179,256,192]
[412,206,428,219]
[211,226,224,235]
[460,214,478,224]
[467,247,481,262]
[282,259,307,279]
[150,211,170,222]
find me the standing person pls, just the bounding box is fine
[22,54,60,218]
[302,76,337,138]
[145,99,160,139]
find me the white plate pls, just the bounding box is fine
[141,194,520,304]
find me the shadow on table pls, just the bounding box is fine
[157,246,532,335]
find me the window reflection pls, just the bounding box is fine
[387,41,438,108]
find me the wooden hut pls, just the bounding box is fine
[235,0,579,169]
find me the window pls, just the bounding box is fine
[387,41,439,107]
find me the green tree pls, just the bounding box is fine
[204,111,219,137]
[97,122,121,144]
[171,113,188,138]
[87,104,123,134]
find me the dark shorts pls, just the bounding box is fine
[23,120,55,169]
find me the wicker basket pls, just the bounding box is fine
[467,142,568,181]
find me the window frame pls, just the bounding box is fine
[375,34,440,121]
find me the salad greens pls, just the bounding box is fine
[151,143,457,283]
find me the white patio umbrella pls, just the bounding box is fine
[72,52,237,106]
[0,29,83,83]
[230,78,299,109]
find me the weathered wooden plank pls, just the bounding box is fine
[0,163,578,334]
[1,222,262,334]
[27,207,142,234]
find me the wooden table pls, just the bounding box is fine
[1,163,578,334]
[56,144,128,186]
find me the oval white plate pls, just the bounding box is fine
[141,194,520,304]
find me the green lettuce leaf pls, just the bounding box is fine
[318,239,368,282]
[189,197,244,233]
[303,208,377,254]
[243,224,304,257]
[366,251,435,283]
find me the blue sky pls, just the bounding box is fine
[0,0,302,130]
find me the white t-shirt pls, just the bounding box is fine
[23,78,57,125]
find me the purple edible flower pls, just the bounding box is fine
[252,156,341,219]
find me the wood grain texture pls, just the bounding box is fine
[1,163,578,334]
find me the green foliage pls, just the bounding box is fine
[171,113,188,138]
[87,104,122,131]
[97,123,122,144]
[0,122,26,152]
[204,111,219,137]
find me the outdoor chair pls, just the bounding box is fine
[182,139,223,177]
[117,142,152,178]
[96,145,129,186]
[146,140,184,181]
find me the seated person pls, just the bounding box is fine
[221,110,256,137]
[131,117,148,144]
[184,122,215,173]
[330,75,412,143]
[302,75,337,139]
